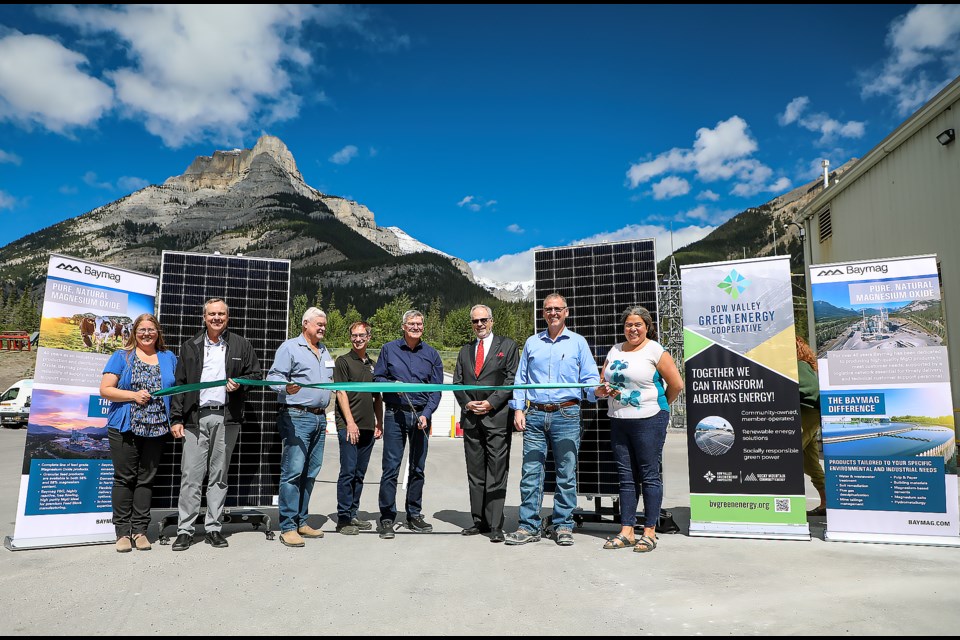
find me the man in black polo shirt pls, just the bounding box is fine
[334,321,384,535]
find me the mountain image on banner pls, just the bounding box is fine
[0,135,490,316]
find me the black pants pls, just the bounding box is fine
[463,420,512,531]
[108,429,164,538]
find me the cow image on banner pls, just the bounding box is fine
[681,256,809,540]
[810,254,960,546]
[4,254,158,551]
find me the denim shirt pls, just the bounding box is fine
[268,334,333,409]
[373,338,443,419]
[510,327,600,410]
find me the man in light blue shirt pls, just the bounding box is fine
[268,307,334,548]
[506,293,600,547]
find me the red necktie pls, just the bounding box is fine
[474,339,484,377]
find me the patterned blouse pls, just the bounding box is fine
[130,356,170,438]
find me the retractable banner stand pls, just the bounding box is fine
[5,254,157,550]
[681,256,809,539]
[810,254,960,546]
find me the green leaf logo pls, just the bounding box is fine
[717,269,750,299]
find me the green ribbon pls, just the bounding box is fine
[151,379,596,398]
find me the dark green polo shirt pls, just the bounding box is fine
[334,350,381,430]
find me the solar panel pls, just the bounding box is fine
[535,239,659,496]
[154,251,291,509]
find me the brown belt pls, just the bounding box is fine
[283,405,324,415]
[529,400,580,413]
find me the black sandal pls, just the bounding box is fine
[602,533,635,549]
[634,534,657,552]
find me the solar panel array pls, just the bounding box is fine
[534,240,659,496]
[154,251,291,508]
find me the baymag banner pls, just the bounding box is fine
[6,254,157,550]
[810,254,960,546]
[681,256,809,539]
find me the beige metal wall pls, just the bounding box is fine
[808,96,960,409]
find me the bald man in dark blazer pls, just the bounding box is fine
[453,304,519,543]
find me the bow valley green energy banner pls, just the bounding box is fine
[682,256,809,539]
[6,254,157,550]
[810,254,959,546]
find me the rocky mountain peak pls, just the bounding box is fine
[164,134,305,191]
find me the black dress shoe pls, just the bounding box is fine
[171,533,192,551]
[205,531,229,548]
[489,529,505,543]
[461,526,482,536]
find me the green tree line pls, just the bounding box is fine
[0,288,41,333]
[288,288,535,352]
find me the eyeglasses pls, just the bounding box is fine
[350,333,369,339]
[543,307,567,313]
[471,318,491,325]
[405,323,424,328]
[624,323,646,330]
[136,329,158,335]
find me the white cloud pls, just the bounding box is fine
[651,176,690,200]
[369,146,378,157]
[506,224,524,234]
[0,32,113,132]
[470,223,715,283]
[861,4,960,115]
[457,195,496,212]
[697,190,720,202]
[82,171,112,190]
[59,185,78,195]
[0,190,16,210]
[627,116,787,196]
[329,144,359,165]
[778,96,866,144]
[117,176,149,192]
[0,149,22,165]
[778,96,810,126]
[46,5,348,147]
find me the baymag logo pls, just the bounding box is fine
[817,268,844,276]
[55,262,82,273]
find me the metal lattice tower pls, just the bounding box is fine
[658,253,686,429]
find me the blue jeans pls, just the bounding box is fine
[379,407,429,522]
[517,406,582,533]
[278,409,326,533]
[610,411,669,528]
[337,428,376,523]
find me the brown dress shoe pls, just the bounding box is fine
[280,530,305,547]
[298,525,324,538]
[115,536,132,553]
[132,533,152,551]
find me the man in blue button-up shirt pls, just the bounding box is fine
[506,293,600,547]
[268,307,334,548]
[373,309,443,538]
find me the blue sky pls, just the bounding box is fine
[2,5,959,283]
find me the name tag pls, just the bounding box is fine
[324,360,335,368]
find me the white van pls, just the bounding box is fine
[0,379,32,428]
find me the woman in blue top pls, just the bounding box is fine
[99,313,177,552]
[596,306,683,553]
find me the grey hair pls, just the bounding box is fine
[203,297,229,315]
[620,306,657,341]
[470,304,493,320]
[401,309,424,326]
[302,306,327,325]
[543,292,567,308]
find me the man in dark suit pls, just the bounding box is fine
[452,304,519,543]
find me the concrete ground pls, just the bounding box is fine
[1,425,959,635]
